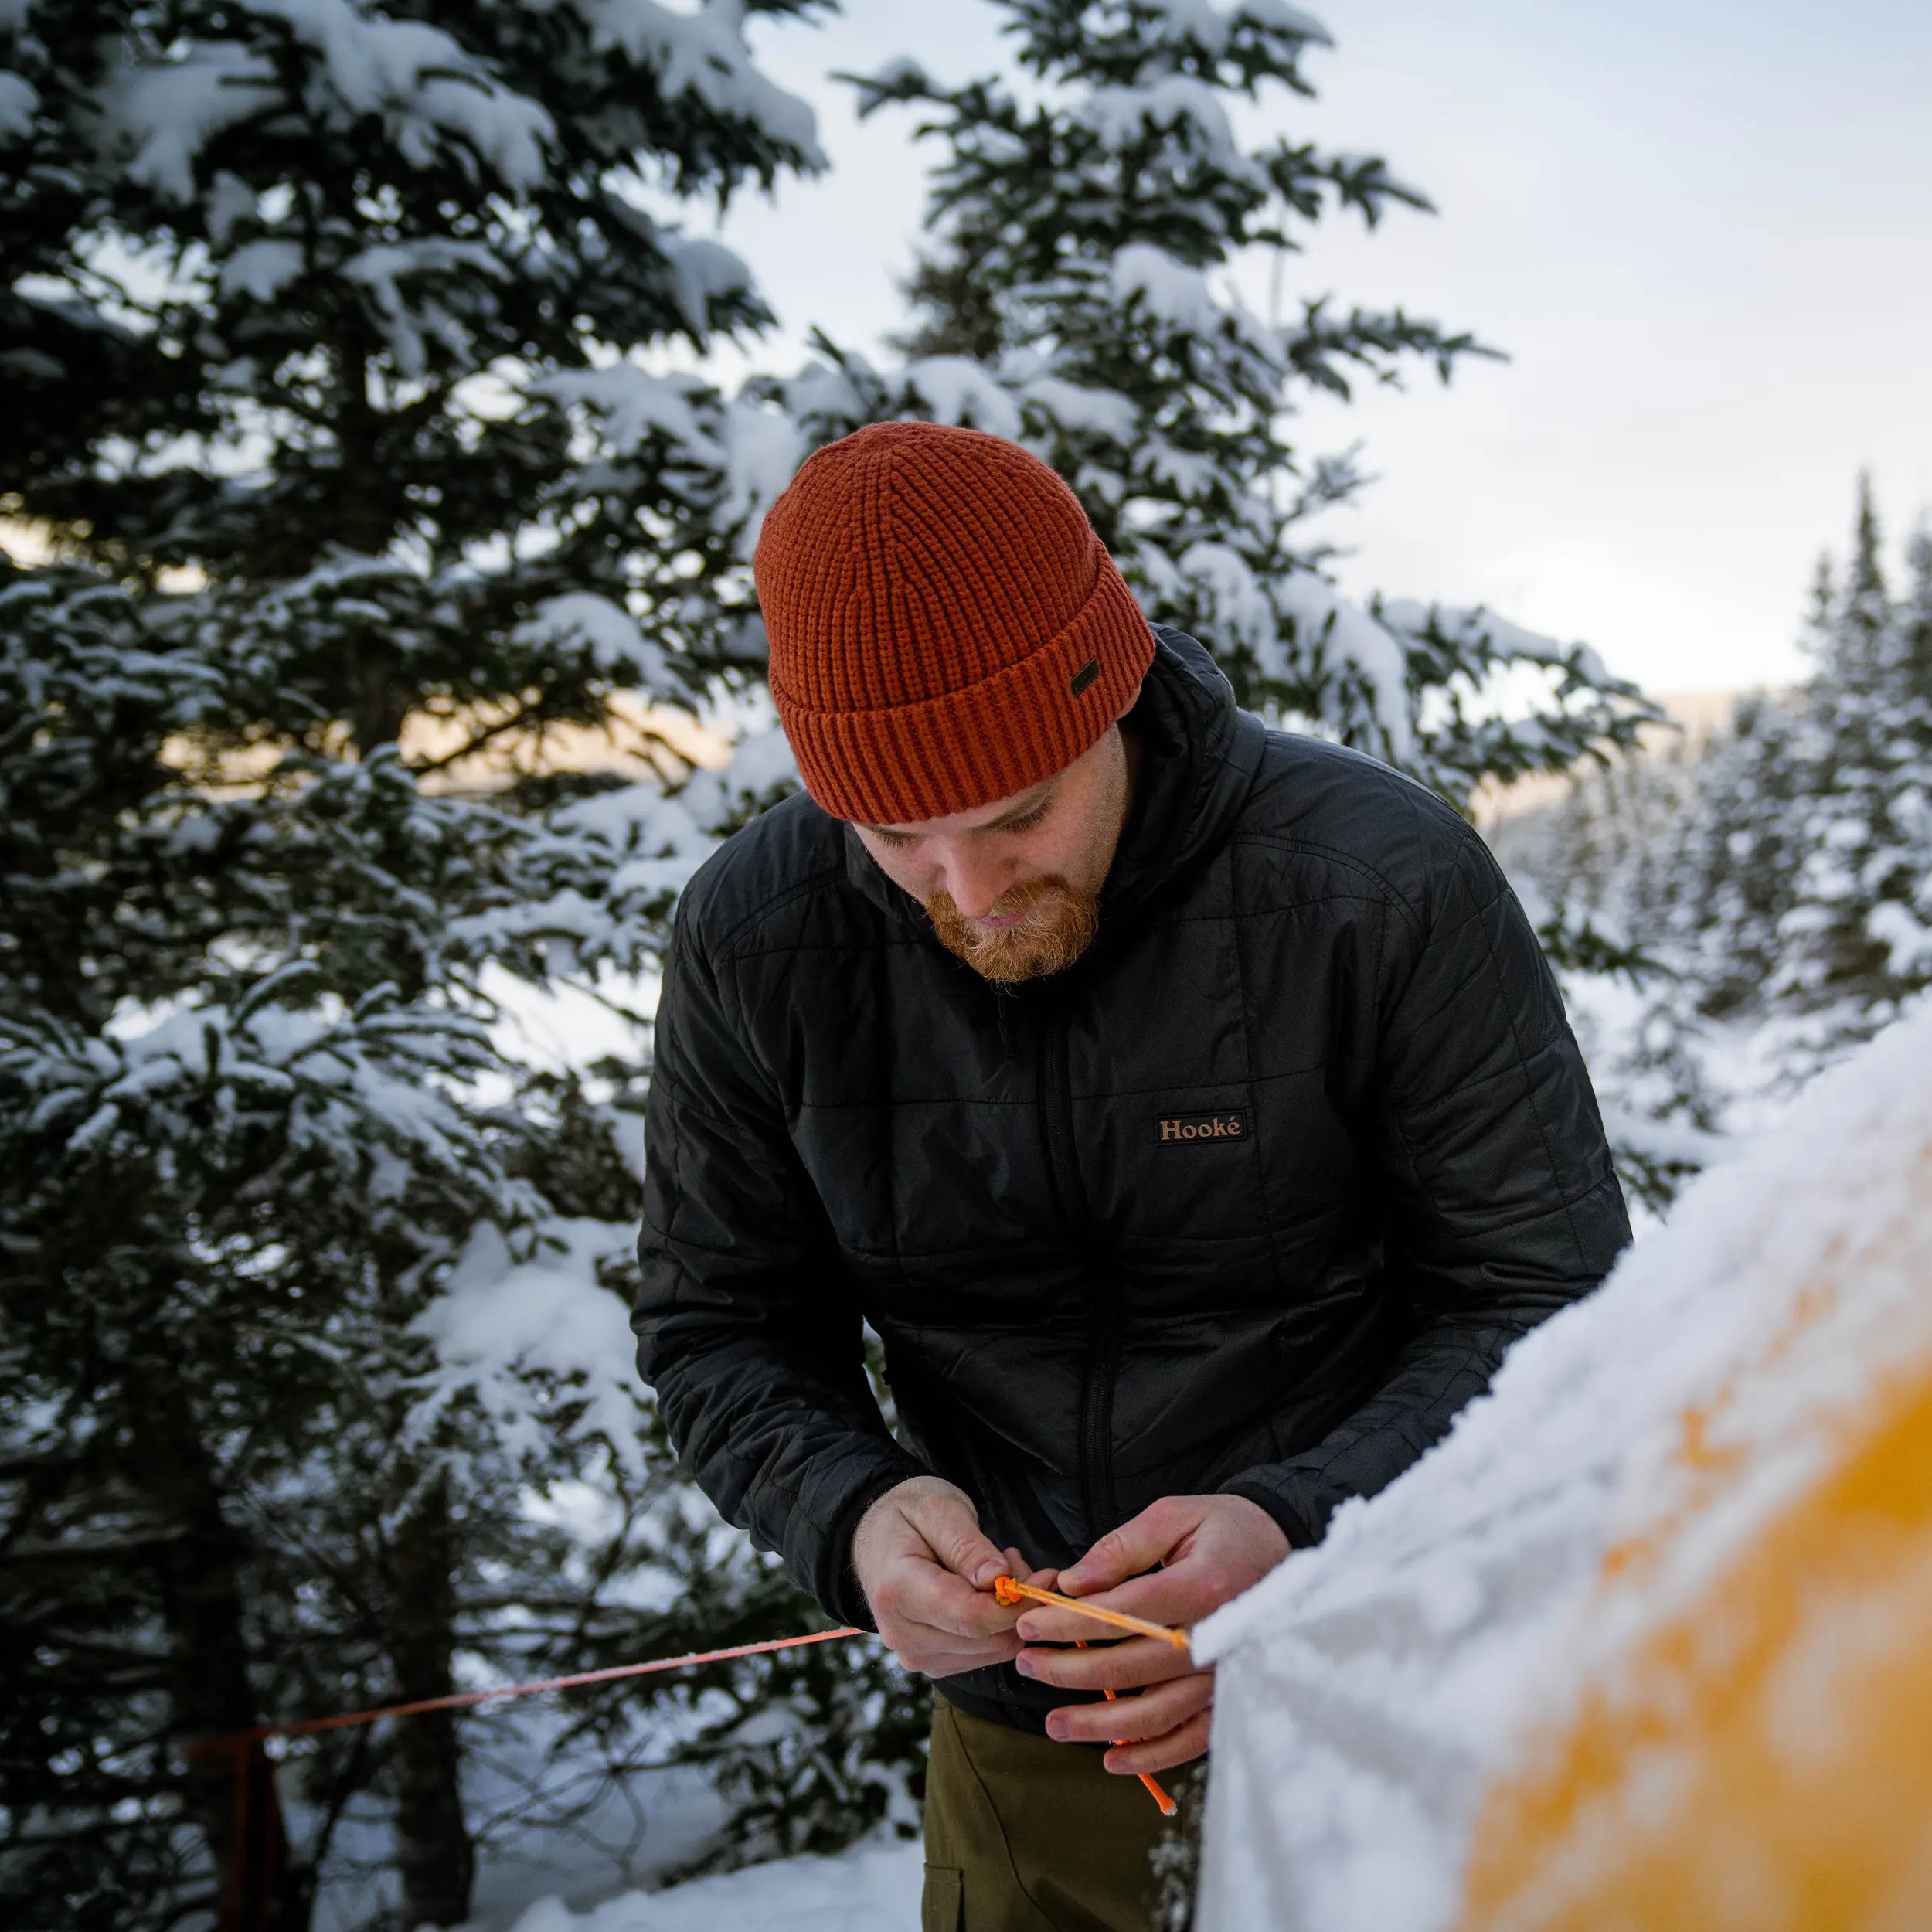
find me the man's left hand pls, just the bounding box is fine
[1012,1494,1290,1776]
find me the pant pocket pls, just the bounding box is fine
[922,1862,964,1932]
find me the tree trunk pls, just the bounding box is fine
[134,1397,304,1932]
[333,335,414,760]
[387,1479,472,1927]
[345,645,412,759]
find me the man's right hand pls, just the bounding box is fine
[850,1475,1053,1677]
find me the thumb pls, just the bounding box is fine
[920,1491,1007,1590]
[1061,1499,1189,1596]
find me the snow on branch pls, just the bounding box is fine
[410,1216,650,1482]
[246,0,555,185]
[1110,242,1230,337]
[566,0,825,165]
[0,70,39,145]
[5,990,506,1212]
[1078,77,1258,181]
[513,592,672,692]
[98,39,281,202]
[97,4,558,202]
[1132,0,1332,53]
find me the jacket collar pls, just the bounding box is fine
[1101,625,1266,917]
[838,625,1266,939]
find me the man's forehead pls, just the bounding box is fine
[861,772,1060,838]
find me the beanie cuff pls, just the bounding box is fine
[774,547,1155,824]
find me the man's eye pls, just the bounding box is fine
[1005,805,1049,832]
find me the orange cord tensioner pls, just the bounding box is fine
[994,1575,1190,1816]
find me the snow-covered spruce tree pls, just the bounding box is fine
[1641,483,1932,1081]
[1651,688,1811,1023]
[0,570,583,1931]
[710,0,1669,1208]
[0,5,913,1928]
[1529,482,1932,1167]
[763,0,1656,800]
[1491,738,1736,1216]
[1777,485,1932,1035]
[0,4,1677,1920]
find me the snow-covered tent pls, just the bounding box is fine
[1196,1003,1932,1931]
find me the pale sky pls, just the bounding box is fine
[717,0,1932,697]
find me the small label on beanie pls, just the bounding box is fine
[1155,1109,1252,1146]
[1070,657,1100,696]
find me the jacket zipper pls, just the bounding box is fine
[1037,996,1120,1540]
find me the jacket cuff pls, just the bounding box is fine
[1219,1474,1318,1553]
[817,1452,929,1631]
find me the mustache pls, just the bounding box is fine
[923,876,1100,983]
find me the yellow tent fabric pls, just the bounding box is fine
[1461,1264,1932,1929]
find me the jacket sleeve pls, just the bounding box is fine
[633,893,927,1627]
[1221,823,1631,1549]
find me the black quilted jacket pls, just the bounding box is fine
[634,630,1628,1733]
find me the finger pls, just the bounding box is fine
[1016,1556,1220,1642]
[1012,1582,1196,1648]
[896,1635,1024,1678]
[898,1612,1026,1665]
[1060,1498,1199,1597]
[1014,1600,1165,1646]
[881,1567,1027,1642]
[1020,1515,1260,1638]
[1015,1636,1192,1693]
[917,1491,1010,1590]
[1104,1707,1213,1777]
[1044,1672,1212,1747]
[1003,1553,1061,1594]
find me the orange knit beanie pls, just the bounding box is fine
[753,421,1155,824]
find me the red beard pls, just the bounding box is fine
[923,875,1101,983]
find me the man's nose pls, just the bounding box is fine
[942,847,1013,922]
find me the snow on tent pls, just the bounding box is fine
[1194,1002,1932,1932]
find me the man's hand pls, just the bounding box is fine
[1012,1494,1289,1776]
[851,1476,1054,1678]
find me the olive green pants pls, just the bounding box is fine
[921,1698,1168,1932]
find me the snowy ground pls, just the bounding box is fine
[495,1836,922,1932]
[310,1750,732,1932]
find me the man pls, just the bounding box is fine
[634,423,1628,1930]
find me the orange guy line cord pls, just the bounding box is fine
[993,1575,1192,1651]
[183,1627,864,1757]
[1079,1641,1179,1816]
[995,1576,1189,1817]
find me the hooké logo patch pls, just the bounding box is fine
[1156,1108,1252,1145]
